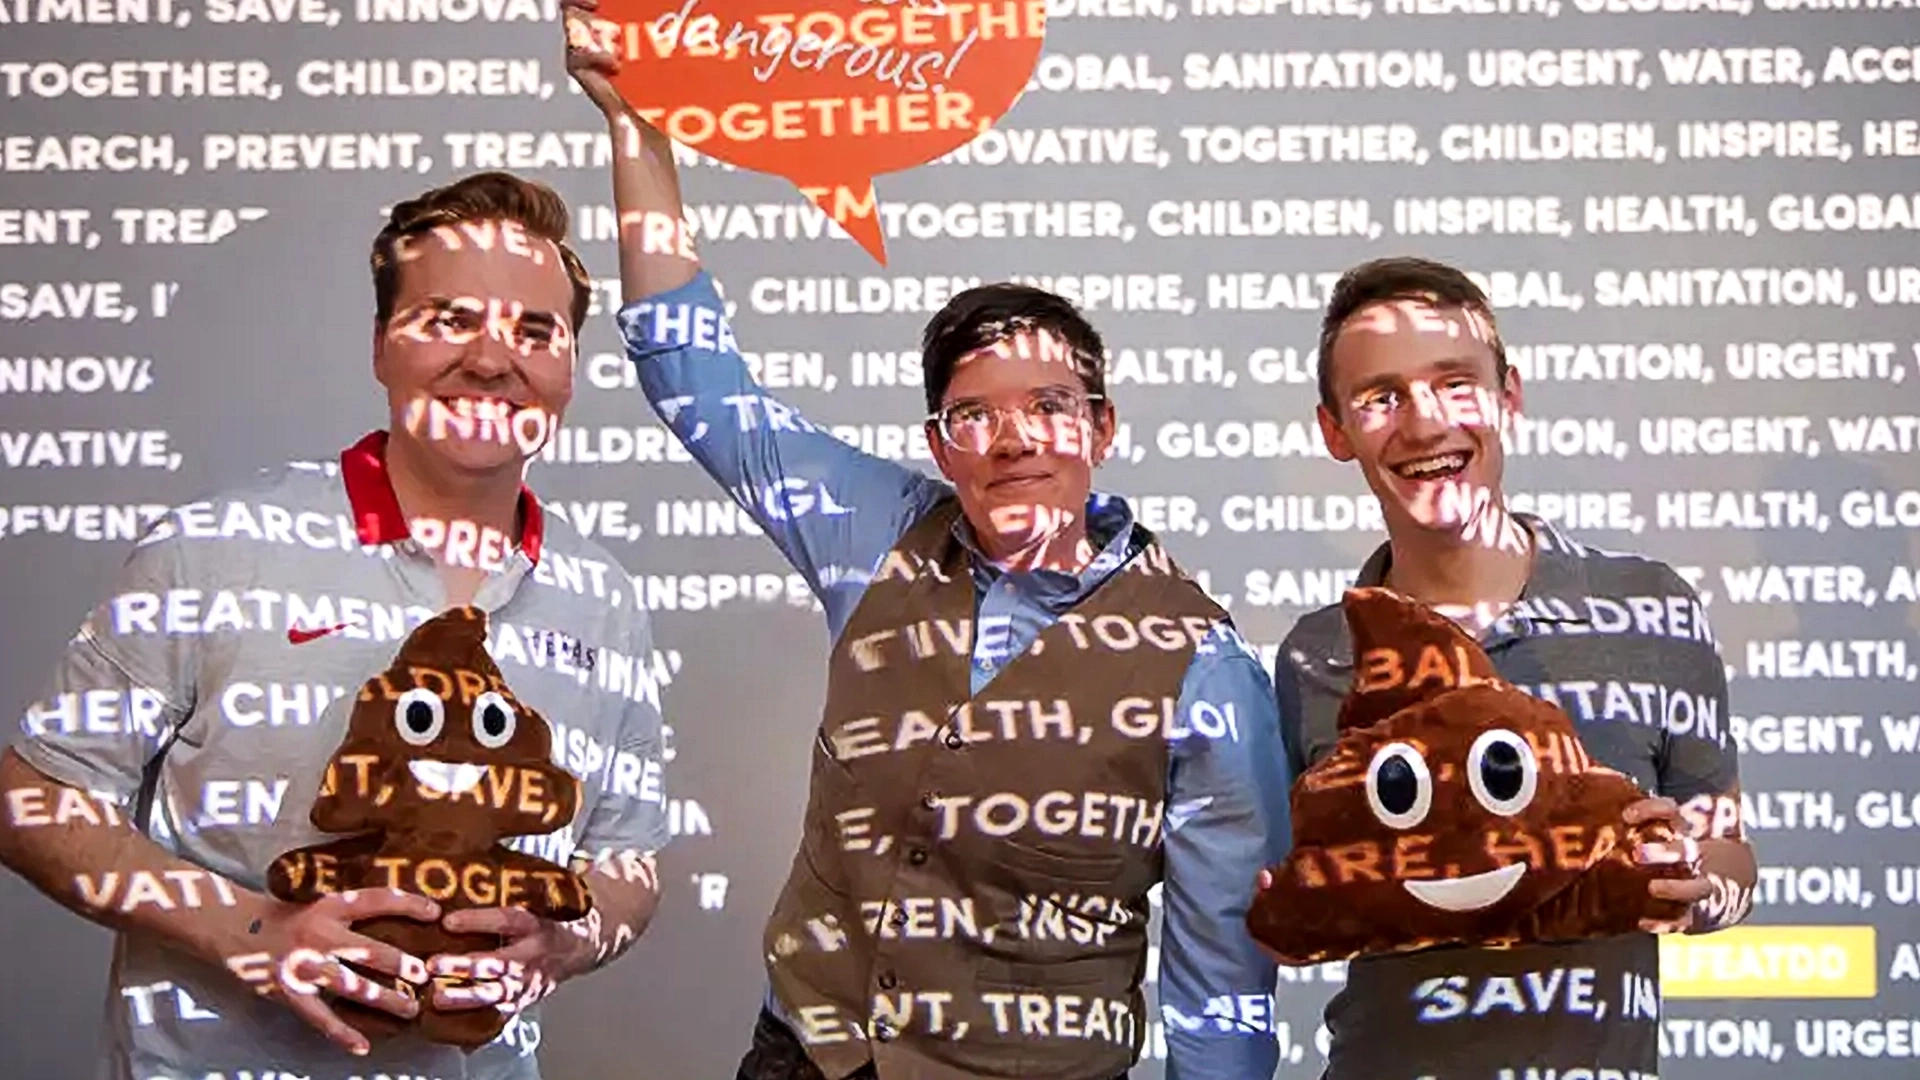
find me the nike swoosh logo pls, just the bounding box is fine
[288,623,349,645]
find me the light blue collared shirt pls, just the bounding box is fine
[618,273,1293,1080]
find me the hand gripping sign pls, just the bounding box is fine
[583,0,1050,264]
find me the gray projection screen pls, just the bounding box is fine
[2,1,1919,1077]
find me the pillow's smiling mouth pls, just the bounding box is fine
[1403,863,1526,912]
[409,760,486,795]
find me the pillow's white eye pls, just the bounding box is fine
[472,691,516,750]
[394,687,445,747]
[1468,729,1539,817]
[1366,741,1433,830]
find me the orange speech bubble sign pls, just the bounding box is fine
[586,0,1049,265]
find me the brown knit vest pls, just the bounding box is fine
[761,499,1227,1080]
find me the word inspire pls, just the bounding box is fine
[643,0,978,91]
[405,394,560,458]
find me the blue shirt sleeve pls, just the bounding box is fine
[616,274,951,614]
[1160,623,1293,1080]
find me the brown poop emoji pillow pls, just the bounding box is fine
[267,605,593,1049]
[1246,587,1695,965]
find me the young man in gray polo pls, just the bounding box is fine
[1269,256,1757,1079]
[0,171,670,1080]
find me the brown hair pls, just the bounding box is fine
[1316,256,1508,412]
[370,171,593,331]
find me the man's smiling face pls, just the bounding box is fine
[374,220,577,476]
[1316,297,1522,542]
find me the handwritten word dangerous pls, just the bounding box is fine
[638,0,994,90]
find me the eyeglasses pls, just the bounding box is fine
[928,389,1107,454]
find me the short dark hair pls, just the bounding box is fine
[1316,256,1508,412]
[921,284,1107,414]
[371,170,593,331]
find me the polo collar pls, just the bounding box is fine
[339,430,544,564]
[952,491,1138,610]
[1351,511,1596,645]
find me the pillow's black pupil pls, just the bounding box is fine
[1481,741,1525,801]
[482,705,508,736]
[405,701,435,733]
[1375,754,1418,815]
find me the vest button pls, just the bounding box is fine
[907,848,928,865]
[873,1021,896,1042]
[878,971,898,990]
[943,730,965,749]
[890,907,908,926]
[921,791,939,809]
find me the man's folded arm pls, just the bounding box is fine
[602,109,946,599]
[1653,571,1755,933]
[1159,625,1293,1080]
[0,528,273,968]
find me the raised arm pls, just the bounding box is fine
[564,3,948,603]
[1159,624,1292,1080]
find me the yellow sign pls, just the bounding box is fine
[1660,925,1877,999]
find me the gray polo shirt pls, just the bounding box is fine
[1274,513,1738,1080]
[12,430,671,1080]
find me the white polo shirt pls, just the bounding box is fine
[14,430,670,1080]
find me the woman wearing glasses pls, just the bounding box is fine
[565,10,1292,1080]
